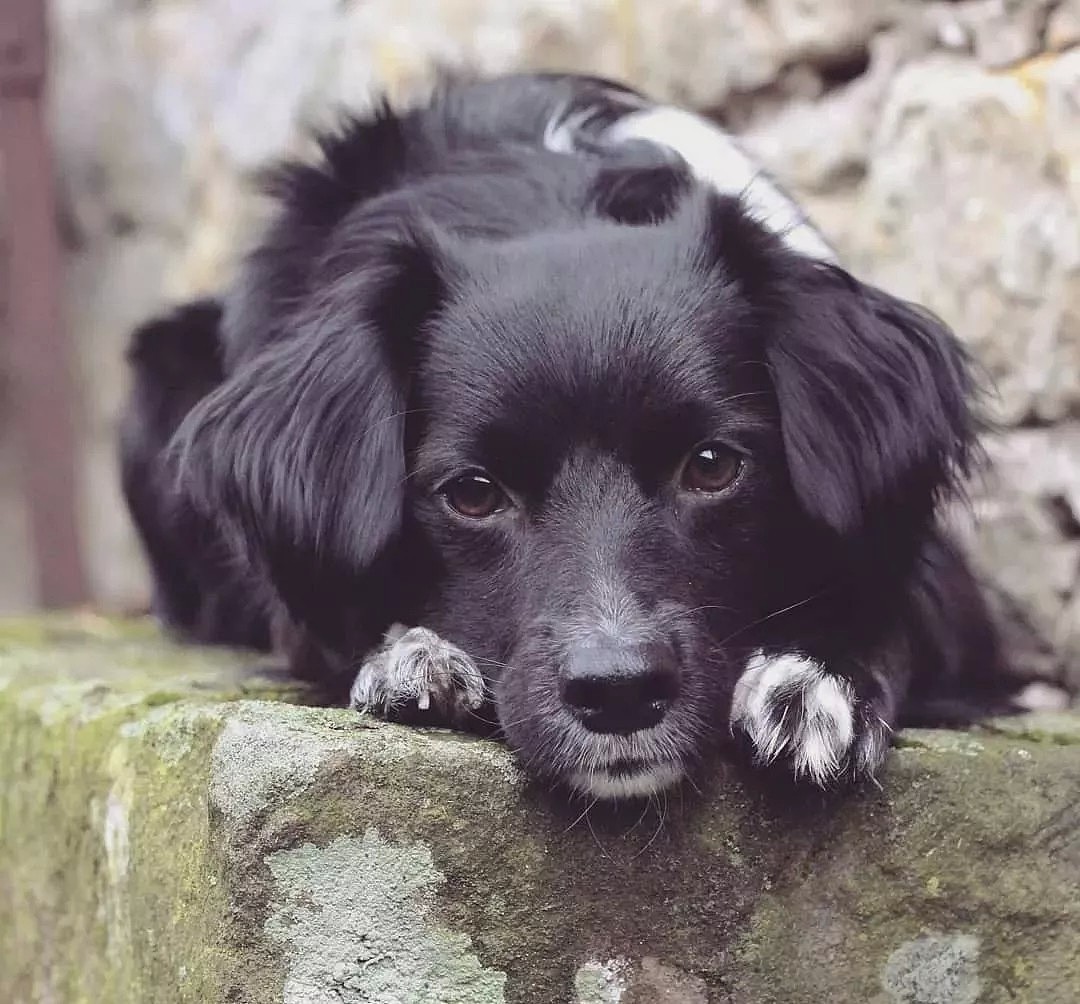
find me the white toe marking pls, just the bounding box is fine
[731,651,856,785]
[567,763,685,801]
[349,624,485,718]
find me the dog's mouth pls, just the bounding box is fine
[502,693,698,800]
[505,710,692,800]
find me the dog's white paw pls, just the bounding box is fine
[730,651,890,785]
[349,624,486,722]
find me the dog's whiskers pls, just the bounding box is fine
[470,654,517,671]
[464,708,503,728]
[631,790,668,860]
[560,795,600,837]
[584,803,614,862]
[677,603,742,619]
[718,588,834,648]
[622,795,654,839]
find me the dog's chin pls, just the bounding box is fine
[566,761,685,801]
[505,705,693,801]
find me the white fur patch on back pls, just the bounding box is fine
[604,106,838,263]
[542,87,650,154]
[543,103,601,154]
[730,651,858,785]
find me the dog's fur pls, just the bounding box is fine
[120,73,1025,800]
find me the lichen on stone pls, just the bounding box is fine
[263,829,507,1004]
[574,958,631,1003]
[881,933,982,1004]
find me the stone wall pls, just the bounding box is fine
[1,0,1079,690]
[2,616,1078,1003]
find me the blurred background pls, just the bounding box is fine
[0,0,1078,693]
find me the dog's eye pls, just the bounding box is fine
[441,472,510,519]
[681,444,744,494]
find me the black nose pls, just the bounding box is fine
[560,639,679,735]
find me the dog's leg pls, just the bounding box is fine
[729,650,901,785]
[349,624,487,726]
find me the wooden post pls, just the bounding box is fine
[0,0,89,607]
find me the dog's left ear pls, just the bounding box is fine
[765,260,979,535]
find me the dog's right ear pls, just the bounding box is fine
[171,232,445,643]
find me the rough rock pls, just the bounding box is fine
[740,33,902,196]
[1047,0,1080,52]
[965,427,1080,689]
[2,616,1079,1003]
[850,51,1080,426]
[928,0,1055,69]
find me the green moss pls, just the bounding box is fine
[0,693,233,1002]
[3,617,1079,1003]
[0,618,298,1004]
[978,712,1080,746]
[0,614,307,707]
[0,612,162,649]
[730,737,1080,1003]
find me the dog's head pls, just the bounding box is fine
[176,186,977,798]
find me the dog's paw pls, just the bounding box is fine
[729,651,891,785]
[349,624,486,723]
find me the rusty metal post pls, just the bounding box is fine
[0,0,89,607]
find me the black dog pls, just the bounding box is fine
[120,73,1022,800]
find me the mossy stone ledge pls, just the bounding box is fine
[1,615,1078,1003]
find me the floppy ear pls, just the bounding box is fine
[171,235,444,642]
[766,261,979,535]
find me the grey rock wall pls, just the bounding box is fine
[2,616,1079,1003]
[2,0,1078,691]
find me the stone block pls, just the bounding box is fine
[2,616,1078,1003]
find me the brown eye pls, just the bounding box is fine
[441,472,510,519]
[681,443,744,494]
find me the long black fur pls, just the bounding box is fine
[120,73,1023,791]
